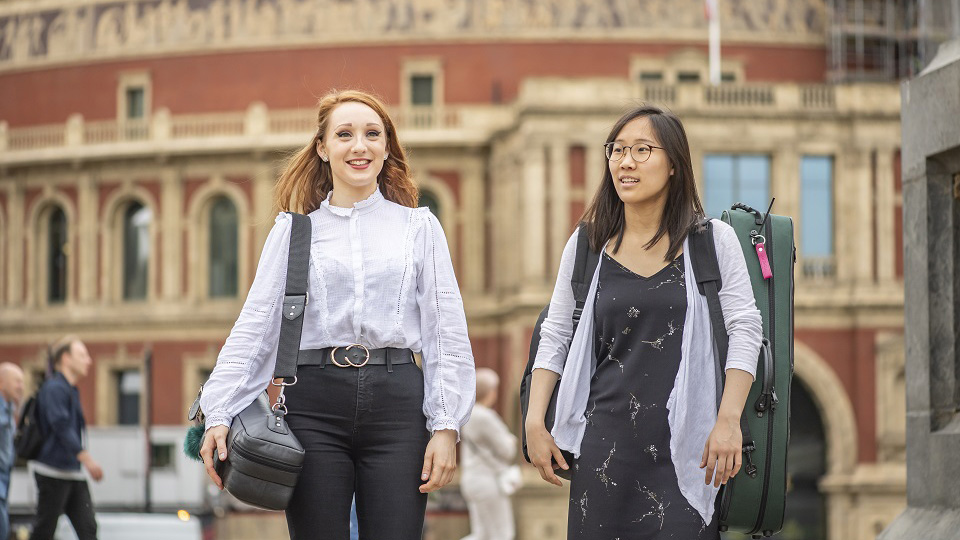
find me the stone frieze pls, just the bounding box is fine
[0,0,828,70]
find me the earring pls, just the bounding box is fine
[321,156,328,162]
[384,153,389,160]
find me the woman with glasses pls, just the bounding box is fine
[525,105,762,539]
[199,89,475,539]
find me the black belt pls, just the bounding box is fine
[298,347,414,372]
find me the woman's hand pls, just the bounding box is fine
[200,425,230,490]
[420,430,458,493]
[700,414,742,487]
[525,420,568,487]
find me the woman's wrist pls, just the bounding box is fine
[525,416,546,431]
[716,408,742,423]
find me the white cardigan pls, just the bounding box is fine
[533,219,762,524]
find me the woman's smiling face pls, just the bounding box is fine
[317,101,388,192]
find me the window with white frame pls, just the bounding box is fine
[208,196,239,298]
[122,202,151,300]
[703,154,771,218]
[402,58,443,108]
[117,72,151,140]
[116,368,141,426]
[47,206,68,304]
[117,72,151,121]
[800,156,835,277]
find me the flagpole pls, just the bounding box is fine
[709,0,721,85]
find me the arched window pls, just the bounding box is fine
[419,190,440,219]
[122,202,151,300]
[48,207,68,303]
[782,379,827,538]
[209,196,239,298]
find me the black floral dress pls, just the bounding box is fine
[567,252,720,540]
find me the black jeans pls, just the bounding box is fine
[284,362,430,540]
[30,473,97,540]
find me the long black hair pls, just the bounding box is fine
[582,105,704,261]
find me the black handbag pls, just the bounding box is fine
[189,212,311,511]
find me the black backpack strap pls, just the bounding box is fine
[275,213,312,381]
[689,220,756,459]
[571,223,600,332]
[689,220,729,390]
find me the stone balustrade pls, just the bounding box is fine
[0,103,510,164]
[518,80,900,116]
[0,81,901,165]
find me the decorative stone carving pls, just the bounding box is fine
[0,0,829,70]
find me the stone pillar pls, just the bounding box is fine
[160,168,182,300]
[880,38,960,539]
[548,141,570,269]
[875,147,897,284]
[77,174,97,303]
[7,183,24,306]
[521,144,547,285]
[252,162,276,256]
[461,158,485,296]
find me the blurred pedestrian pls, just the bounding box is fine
[460,368,519,540]
[526,106,761,539]
[0,362,24,540]
[30,336,102,540]
[199,89,475,540]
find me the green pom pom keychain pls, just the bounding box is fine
[183,424,205,462]
[183,385,206,462]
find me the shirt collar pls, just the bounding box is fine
[320,186,384,217]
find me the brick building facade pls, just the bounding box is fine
[0,1,909,538]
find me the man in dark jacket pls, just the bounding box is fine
[30,336,102,540]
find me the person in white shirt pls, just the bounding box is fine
[199,89,476,539]
[459,368,518,540]
[525,105,762,539]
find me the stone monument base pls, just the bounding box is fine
[879,508,960,540]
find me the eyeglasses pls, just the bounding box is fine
[604,142,665,163]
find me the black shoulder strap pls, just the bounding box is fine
[570,224,600,332]
[689,219,755,448]
[689,220,729,371]
[275,213,312,380]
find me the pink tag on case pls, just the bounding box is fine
[755,242,773,280]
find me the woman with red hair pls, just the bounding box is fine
[199,90,476,539]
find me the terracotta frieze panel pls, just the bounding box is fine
[0,0,828,71]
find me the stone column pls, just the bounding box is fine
[461,158,485,295]
[833,147,873,284]
[160,168,182,300]
[875,147,897,284]
[771,146,800,223]
[7,183,24,306]
[548,141,570,269]
[77,173,97,303]
[880,38,960,540]
[252,162,276,263]
[521,144,547,285]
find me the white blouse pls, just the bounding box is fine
[533,220,762,525]
[201,188,476,436]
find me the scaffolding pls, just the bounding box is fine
[828,0,960,82]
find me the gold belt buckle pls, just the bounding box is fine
[330,344,370,368]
